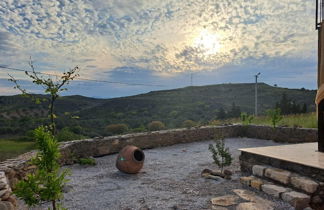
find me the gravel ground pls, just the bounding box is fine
[34,138,294,210]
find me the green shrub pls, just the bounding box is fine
[78,157,96,166]
[106,123,128,135]
[14,126,69,209]
[208,134,233,173]
[182,120,196,128]
[147,121,165,131]
[56,127,85,142]
[266,108,283,128]
[240,112,254,125]
[132,125,146,133]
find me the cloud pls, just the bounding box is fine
[0,0,318,96]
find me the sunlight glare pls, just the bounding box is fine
[193,30,221,55]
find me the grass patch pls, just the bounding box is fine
[0,140,35,162]
[210,112,317,128]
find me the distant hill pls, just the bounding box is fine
[0,83,316,137]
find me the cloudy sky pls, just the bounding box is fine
[0,0,317,98]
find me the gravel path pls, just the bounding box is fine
[39,138,293,210]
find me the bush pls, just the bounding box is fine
[132,125,146,133]
[56,127,85,142]
[14,126,69,209]
[182,120,196,128]
[208,134,233,173]
[106,124,128,135]
[147,121,165,131]
[266,108,283,128]
[78,157,96,166]
[240,112,254,125]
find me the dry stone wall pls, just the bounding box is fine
[0,124,319,209]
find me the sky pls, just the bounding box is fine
[0,0,318,98]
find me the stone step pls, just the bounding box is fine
[252,165,319,194]
[240,175,311,210]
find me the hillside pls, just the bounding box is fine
[0,83,316,137]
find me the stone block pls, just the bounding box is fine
[264,168,291,184]
[261,184,289,198]
[236,202,274,210]
[211,195,239,206]
[0,201,14,210]
[251,178,264,190]
[252,165,267,177]
[0,182,7,190]
[290,175,318,194]
[281,191,310,210]
[240,176,254,186]
[0,189,7,198]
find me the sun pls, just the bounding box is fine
[193,30,221,55]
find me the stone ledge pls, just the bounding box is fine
[264,168,291,185]
[282,191,310,210]
[290,175,319,194]
[252,165,267,177]
[261,184,289,198]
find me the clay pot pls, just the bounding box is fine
[116,145,145,174]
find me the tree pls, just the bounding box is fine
[14,127,69,210]
[228,102,241,118]
[267,108,283,128]
[217,107,226,120]
[302,103,307,113]
[182,120,196,128]
[147,121,165,131]
[9,58,79,135]
[9,59,78,210]
[106,124,129,135]
[208,134,232,173]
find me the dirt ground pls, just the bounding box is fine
[32,137,294,210]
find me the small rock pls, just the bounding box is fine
[223,169,233,176]
[0,189,7,198]
[0,183,7,190]
[211,195,239,206]
[1,191,10,201]
[0,201,14,210]
[261,184,289,198]
[5,196,17,207]
[311,195,322,204]
[233,189,256,201]
[290,175,319,194]
[240,176,254,186]
[281,191,310,210]
[252,165,267,177]
[233,189,274,208]
[201,168,213,176]
[212,206,228,210]
[204,174,223,181]
[236,202,274,210]
[264,168,291,184]
[251,178,264,190]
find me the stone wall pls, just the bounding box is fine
[59,125,240,164]
[0,124,319,209]
[240,125,317,143]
